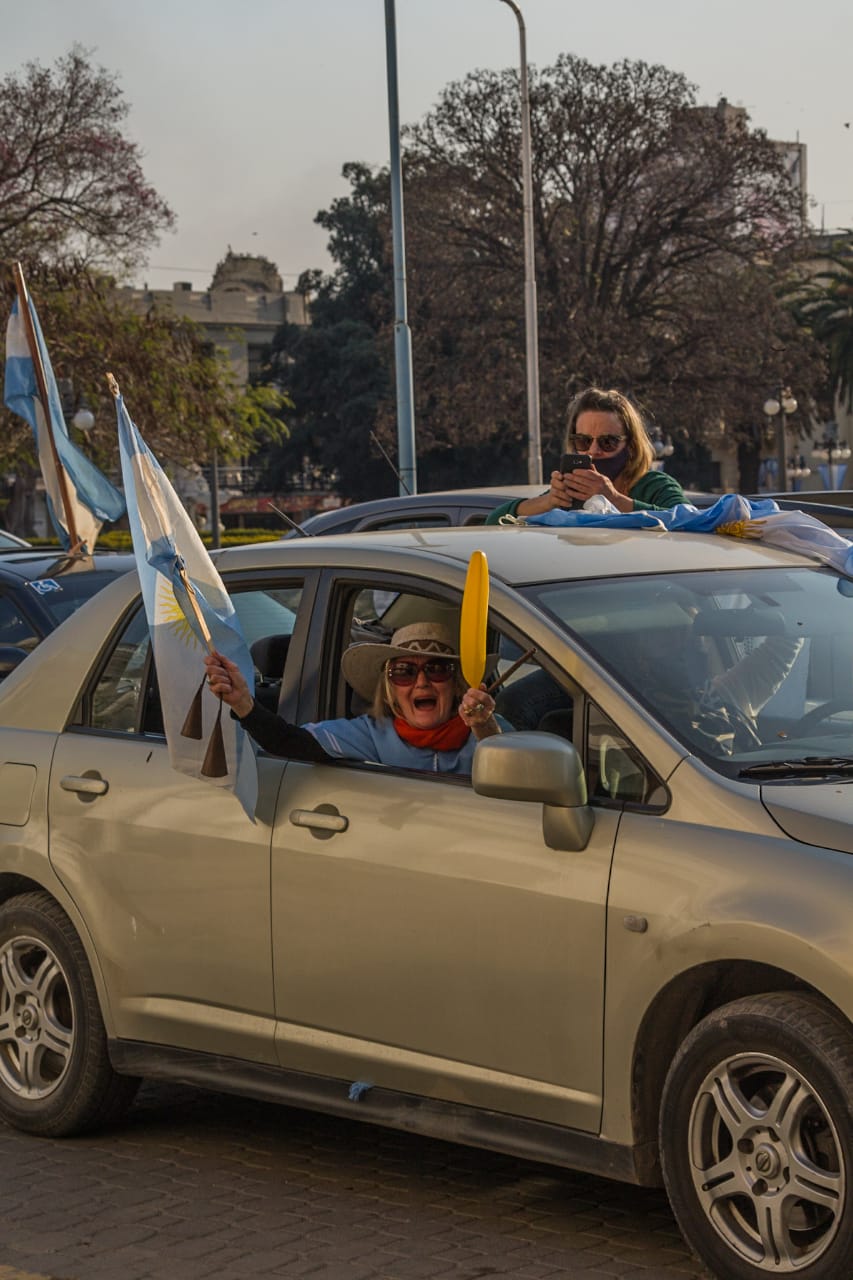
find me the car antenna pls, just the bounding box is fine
[370,431,412,495]
[267,503,312,537]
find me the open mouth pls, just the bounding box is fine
[413,693,438,712]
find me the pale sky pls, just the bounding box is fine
[4,0,852,290]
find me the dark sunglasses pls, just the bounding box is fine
[569,432,627,454]
[386,658,456,687]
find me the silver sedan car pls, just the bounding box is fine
[2,523,853,1280]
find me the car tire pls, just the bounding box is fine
[0,891,139,1136]
[660,992,853,1280]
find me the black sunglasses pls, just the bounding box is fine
[386,658,456,687]
[569,432,627,454]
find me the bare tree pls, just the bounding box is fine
[0,46,174,273]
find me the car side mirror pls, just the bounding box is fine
[472,731,594,851]
[0,644,29,680]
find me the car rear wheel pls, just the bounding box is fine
[660,992,853,1280]
[0,892,138,1135]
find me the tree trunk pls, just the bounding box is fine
[736,438,761,494]
[5,466,39,538]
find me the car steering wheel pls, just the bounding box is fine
[791,699,853,734]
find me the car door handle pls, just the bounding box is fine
[60,774,109,796]
[289,806,348,833]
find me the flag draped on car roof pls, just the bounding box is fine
[115,386,258,819]
[4,273,125,553]
[527,493,853,578]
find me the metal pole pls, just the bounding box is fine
[384,0,417,496]
[775,386,788,494]
[499,0,542,484]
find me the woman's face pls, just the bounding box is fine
[571,409,627,460]
[387,658,458,729]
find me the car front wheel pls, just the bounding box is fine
[0,891,138,1136]
[660,992,853,1280]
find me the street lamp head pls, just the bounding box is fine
[763,397,781,417]
[72,408,95,433]
[781,391,798,415]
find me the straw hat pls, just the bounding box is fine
[342,622,461,702]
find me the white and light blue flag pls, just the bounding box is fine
[116,392,258,819]
[527,493,853,578]
[4,296,125,551]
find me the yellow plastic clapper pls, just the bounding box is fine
[459,550,490,688]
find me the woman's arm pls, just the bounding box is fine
[203,650,333,761]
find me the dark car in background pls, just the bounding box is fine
[284,485,853,537]
[0,550,135,676]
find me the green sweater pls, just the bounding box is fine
[484,469,685,524]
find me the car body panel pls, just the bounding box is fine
[48,730,283,1064]
[271,758,619,1129]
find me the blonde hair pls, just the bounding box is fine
[371,663,467,720]
[564,387,655,494]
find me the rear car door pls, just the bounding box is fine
[47,577,310,1065]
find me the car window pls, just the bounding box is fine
[586,703,666,809]
[86,583,306,735]
[28,569,130,626]
[90,608,151,734]
[0,595,40,650]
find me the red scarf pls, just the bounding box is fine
[393,714,471,752]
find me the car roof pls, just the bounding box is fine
[0,550,135,583]
[220,522,816,586]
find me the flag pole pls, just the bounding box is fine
[12,263,81,552]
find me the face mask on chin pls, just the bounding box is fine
[592,446,628,480]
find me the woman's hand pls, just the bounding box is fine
[203,650,254,719]
[562,465,634,512]
[458,684,500,740]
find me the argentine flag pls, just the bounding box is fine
[4,295,125,551]
[116,392,258,819]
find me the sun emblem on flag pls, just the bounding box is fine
[156,578,202,647]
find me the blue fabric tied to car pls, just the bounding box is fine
[527,494,853,579]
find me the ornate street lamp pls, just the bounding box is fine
[763,387,798,493]
[649,426,674,470]
[812,426,851,491]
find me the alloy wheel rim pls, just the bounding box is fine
[688,1051,845,1271]
[0,934,74,1099]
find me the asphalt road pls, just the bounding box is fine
[0,1083,709,1280]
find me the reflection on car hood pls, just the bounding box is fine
[762,784,853,855]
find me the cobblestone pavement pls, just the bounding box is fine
[0,1083,710,1280]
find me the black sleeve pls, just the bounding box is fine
[236,700,333,763]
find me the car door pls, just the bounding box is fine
[47,580,308,1066]
[269,572,619,1132]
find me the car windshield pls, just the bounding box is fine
[26,569,130,627]
[526,566,853,778]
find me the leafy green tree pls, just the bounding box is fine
[0,265,288,536]
[786,238,853,416]
[266,58,825,496]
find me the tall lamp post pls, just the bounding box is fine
[384,0,417,495]
[498,0,542,485]
[812,426,851,491]
[763,387,797,494]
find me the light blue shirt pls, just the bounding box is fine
[302,715,478,774]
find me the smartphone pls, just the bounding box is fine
[560,452,593,474]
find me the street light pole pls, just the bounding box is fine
[763,386,797,494]
[498,0,542,485]
[384,0,417,496]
